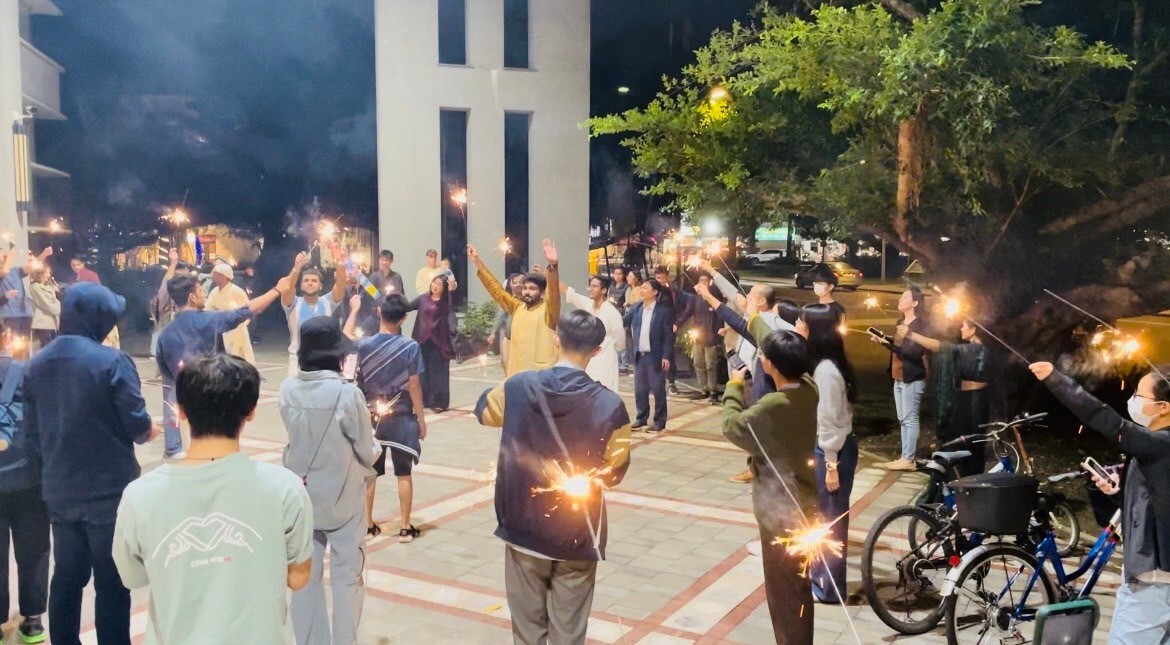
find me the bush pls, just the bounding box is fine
[452,301,499,361]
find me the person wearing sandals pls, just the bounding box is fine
[475,310,631,645]
[354,295,427,543]
[280,317,378,644]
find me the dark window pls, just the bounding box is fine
[503,112,531,274]
[503,0,529,69]
[438,0,466,65]
[440,109,469,305]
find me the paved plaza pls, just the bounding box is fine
[12,348,1122,644]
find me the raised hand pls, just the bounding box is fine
[1028,362,1054,381]
[169,248,179,265]
[466,244,480,261]
[542,238,558,265]
[349,294,361,312]
[42,247,53,257]
[275,276,294,295]
[294,252,309,269]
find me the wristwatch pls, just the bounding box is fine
[825,461,839,472]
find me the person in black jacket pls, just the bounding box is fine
[653,266,694,394]
[689,274,725,403]
[474,310,631,645]
[624,280,676,432]
[871,287,930,470]
[1030,362,1170,642]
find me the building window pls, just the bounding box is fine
[440,109,469,303]
[504,112,531,274]
[503,0,529,69]
[438,0,466,65]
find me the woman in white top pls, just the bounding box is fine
[796,303,859,604]
[562,274,625,392]
[29,267,60,354]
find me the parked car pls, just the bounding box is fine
[794,261,864,290]
[741,249,787,266]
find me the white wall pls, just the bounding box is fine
[374,0,590,306]
[0,3,26,249]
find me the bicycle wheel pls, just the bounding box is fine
[944,545,1056,644]
[862,505,956,635]
[1048,500,1081,558]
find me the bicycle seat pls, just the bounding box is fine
[931,450,973,463]
[1047,472,1082,483]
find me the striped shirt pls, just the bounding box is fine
[355,332,424,416]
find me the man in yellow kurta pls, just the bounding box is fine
[469,239,560,376]
[205,263,256,365]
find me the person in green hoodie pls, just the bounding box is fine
[722,328,820,645]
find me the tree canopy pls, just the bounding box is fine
[590,0,1170,313]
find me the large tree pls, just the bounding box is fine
[590,0,1170,326]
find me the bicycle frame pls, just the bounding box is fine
[997,510,1122,622]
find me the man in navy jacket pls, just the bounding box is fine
[475,310,631,645]
[624,279,676,431]
[23,282,159,645]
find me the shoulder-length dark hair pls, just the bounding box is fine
[801,303,857,403]
[898,286,928,326]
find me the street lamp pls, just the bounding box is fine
[617,86,630,95]
[708,85,730,103]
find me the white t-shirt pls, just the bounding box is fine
[113,453,314,645]
[283,293,337,354]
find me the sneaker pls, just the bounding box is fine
[885,458,916,471]
[645,426,664,434]
[668,383,680,395]
[631,422,648,431]
[399,525,421,543]
[167,450,188,461]
[19,616,45,644]
[746,540,763,557]
[729,469,753,484]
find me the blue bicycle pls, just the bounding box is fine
[941,488,1121,644]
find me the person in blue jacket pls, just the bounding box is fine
[22,282,160,645]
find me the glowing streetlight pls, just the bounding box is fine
[708,85,730,103]
[617,86,630,95]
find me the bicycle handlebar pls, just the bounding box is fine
[978,412,1048,432]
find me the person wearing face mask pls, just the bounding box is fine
[470,239,561,377]
[1029,362,1170,643]
[871,288,929,471]
[809,264,846,326]
[900,318,989,476]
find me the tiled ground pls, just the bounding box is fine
[3,348,1122,643]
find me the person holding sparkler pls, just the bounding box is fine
[1029,361,1170,642]
[561,274,625,392]
[149,249,188,359]
[157,273,292,459]
[282,251,349,376]
[355,295,428,542]
[653,266,694,395]
[796,304,858,604]
[871,288,930,471]
[0,247,53,361]
[474,309,631,645]
[357,250,405,337]
[408,274,456,411]
[689,274,726,404]
[470,239,561,377]
[624,279,675,432]
[23,282,160,645]
[901,318,989,476]
[281,317,378,645]
[721,329,820,643]
[414,249,441,295]
[28,266,60,355]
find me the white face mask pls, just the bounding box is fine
[1128,396,1155,427]
[813,283,829,297]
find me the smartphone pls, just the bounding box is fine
[867,326,889,341]
[1082,457,1111,481]
[342,354,358,381]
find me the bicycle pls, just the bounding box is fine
[941,485,1121,644]
[861,413,1082,635]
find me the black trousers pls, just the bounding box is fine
[420,340,450,410]
[634,352,668,429]
[0,487,49,619]
[49,497,130,645]
[761,525,814,644]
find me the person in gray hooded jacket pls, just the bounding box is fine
[280,316,378,645]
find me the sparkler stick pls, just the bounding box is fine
[1043,289,1166,380]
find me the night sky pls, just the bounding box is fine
[30,0,757,248]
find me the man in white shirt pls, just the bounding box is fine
[113,355,313,645]
[205,263,255,365]
[561,275,625,392]
[281,252,348,375]
[414,249,441,296]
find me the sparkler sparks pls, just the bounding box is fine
[863,296,879,310]
[6,335,26,352]
[318,221,337,241]
[47,219,63,234]
[772,514,847,576]
[532,461,609,500]
[161,208,189,226]
[687,329,700,341]
[451,188,468,206]
[497,237,512,255]
[685,253,703,270]
[372,393,403,425]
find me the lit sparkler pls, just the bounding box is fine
[532,461,609,500]
[47,219,63,234]
[497,237,512,255]
[863,296,879,310]
[372,393,403,425]
[685,253,703,270]
[1045,289,1165,380]
[772,514,847,576]
[318,221,337,241]
[688,329,700,341]
[479,353,488,375]
[0,232,13,245]
[838,323,849,336]
[384,284,396,295]
[353,328,365,339]
[161,208,189,226]
[451,188,468,206]
[704,240,722,257]
[7,335,27,353]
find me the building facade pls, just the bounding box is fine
[0,0,67,250]
[374,0,590,303]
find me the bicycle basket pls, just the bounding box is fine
[950,472,1038,535]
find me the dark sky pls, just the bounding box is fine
[31,0,758,245]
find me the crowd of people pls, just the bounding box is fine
[0,235,1163,645]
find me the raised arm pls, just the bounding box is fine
[904,328,942,352]
[282,253,309,308]
[563,286,592,311]
[716,304,754,347]
[468,244,520,314]
[704,260,746,313]
[328,245,348,304]
[342,294,361,339]
[249,277,292,316]
[543,239,560,330]
[24,247,53,274]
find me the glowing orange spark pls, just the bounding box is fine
[497,238,512,255]
[863,296,879,310]
[451,189,468,206]
[771,515,846,576]
[685,254,703,270]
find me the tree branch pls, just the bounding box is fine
[879,0,924,21]
[1040,174,1170,235]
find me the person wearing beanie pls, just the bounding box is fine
[206,263,255,365]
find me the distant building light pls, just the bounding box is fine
[617,86,630,95]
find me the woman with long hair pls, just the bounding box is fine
[28,267,60,354]
[873,287,929,470]
[410,274,455,411]
[797,303,859,604]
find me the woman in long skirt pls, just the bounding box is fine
[410,275,455,411]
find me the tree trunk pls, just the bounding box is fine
[895,112,934,262]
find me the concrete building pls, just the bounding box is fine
[0,0,67,250]
[374,0,590,304]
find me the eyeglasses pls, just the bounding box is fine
[1134,394,1166,404]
